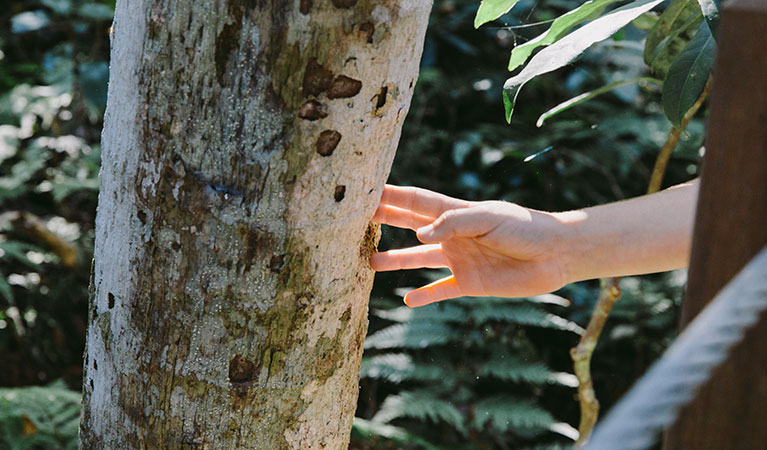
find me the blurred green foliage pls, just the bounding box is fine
[0,0,703,449]
[0,0,111,390]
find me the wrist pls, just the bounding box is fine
[551,210,590,285]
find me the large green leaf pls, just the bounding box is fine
[662,21,715,128]
[474,0,522,29]
[644,0,703,78]
[502,0,664,123]
[536,77,661,127]
[507,0,624,73]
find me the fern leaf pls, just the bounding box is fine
[364,322,456,349]
[373,303,467,323]
[352,417,454,450]
[0,382,81,450]
[470,303,583,333]
[472,395,556,435]
[360,353,450,384]
[372,390,467,435]
[479,354,577,387]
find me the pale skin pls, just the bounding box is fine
[370,180,699,308]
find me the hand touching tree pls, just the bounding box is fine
[370,185,569,307]
[371,181,698,308]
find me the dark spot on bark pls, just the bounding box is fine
[316,130,342,156]
[228,354,256,383]
[298,100,328,120]
[300,0,312,14]
[409,78,414,89]
[332,0,358,7]
[328,75,362,99]
[108,293,115,309]
[270,254,285,273]
[374,86,388,110]
[340,307,351,323]
[243,224,272,264]
[358,22,375,43]
[89,379,94,389]
[303,59,333,97]
[93,359,98,370]
[171,241,181,251]
[215,21,242,86]
[137,210,147,225]
[334,185,346,202]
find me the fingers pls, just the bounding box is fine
[416,208,494,244]
[372,204,433,231]
[381,185,470,218]
[404,275,462,307]
[370,244,448,272]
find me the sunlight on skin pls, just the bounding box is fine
[371,181,698,307]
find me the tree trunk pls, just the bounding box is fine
[80,1,430,448]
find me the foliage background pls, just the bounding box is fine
[0,0,702,448]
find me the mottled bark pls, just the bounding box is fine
[80,0,431,448]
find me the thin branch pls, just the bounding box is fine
[647,77,713,194]
[571,277,621,446]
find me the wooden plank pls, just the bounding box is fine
[663,0,767,449]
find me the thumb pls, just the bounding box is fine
[416,207,491,243]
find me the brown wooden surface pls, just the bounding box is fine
[663,1,767,449]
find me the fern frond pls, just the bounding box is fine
[470,303,583,334]
[352,417,455,450]
[373,303,466,323]
[372,390,467,435]
[471,395,556,435]
[0,381,81,450]
[360,353,450,384]
[364,322,456,349]
[478,354,577,387]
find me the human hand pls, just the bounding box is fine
[370,185,569,307]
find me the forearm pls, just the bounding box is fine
[554,179,699,283]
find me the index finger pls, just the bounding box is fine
[381,185,470,218]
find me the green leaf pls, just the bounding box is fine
[644,0,703,78]
[631,12,659,31]
[0,273,14,304]
[352,418,450,450]
[507,0,624,73]
[364,322,456,349]
[662,21,715,128]
[479,353,578,386]
[373,303,466,323]
[472,395,556,434]
[373,390,467,435]
[41,0,73,15]
[474,0,522,29]
[76,3,114,21]
[360,353,449,384]
[502,0,665,122]
[469,302,584,333]
[644,0,700,64]
[697,0,720,38]
[537,77,661,127]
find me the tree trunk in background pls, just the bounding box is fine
[80,0,430,448]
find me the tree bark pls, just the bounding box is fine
[80,1,431,448]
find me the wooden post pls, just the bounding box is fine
[663,1,767,449]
